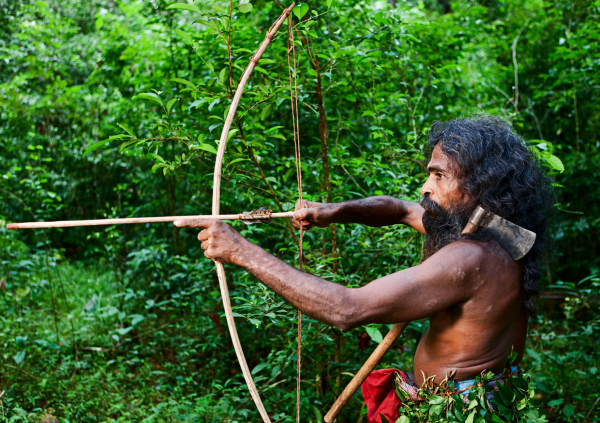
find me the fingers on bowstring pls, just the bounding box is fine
[174,219,218,229]
[294,199,310,211]
[294,207,315,222]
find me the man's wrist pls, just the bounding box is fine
[330,201,349,222]
[231,237,260,268]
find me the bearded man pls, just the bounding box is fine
[175,116,551,421]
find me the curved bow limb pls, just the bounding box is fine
[212,5,295,422]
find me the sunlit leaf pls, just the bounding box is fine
[166,98,178,114]
[173,29,193,45]
[166,3,202,13]
[293,3,309,19]
[237,3,253,13]
[365,326,383,343]
[132,92,163,106]
[545,154,565,172]
[171,78,196,89]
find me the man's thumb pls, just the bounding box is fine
[294,208,315,222]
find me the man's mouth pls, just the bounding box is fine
[419,195,445,217]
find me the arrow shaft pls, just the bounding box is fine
[7,212,295,230]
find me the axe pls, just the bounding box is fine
[323,205,536,422]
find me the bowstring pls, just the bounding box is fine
[287,14,303,423]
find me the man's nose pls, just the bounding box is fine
[421,178,433,197]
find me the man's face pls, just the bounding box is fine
[420,144,468,209]
[419,144,473,259]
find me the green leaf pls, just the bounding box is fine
[491,413,504,423]
[219,67,228,84]
[464,410,476,423]
[132,92,163,106]
[115,326,134,336]
[267,133,286,140]
[265,125,284,133]
[83,134,131,157]
[497,383,515,405]
[562,404,574,417]
[547,399,564,407]
[130,314,145,326]
[197,143,217,155]
[428,395,445,405]
[326,0,334,7]
[211,4,227,13]
[13,350,26,365]
[171,78,196,89]
[365,326,383,344]
[251,362,268,375]
[226,129,238,141]
[237,3,253,13]
[166,98,178,114]
[148,153,165,163]
[260,103,272,120]
[545,154,565,173]
[120,139,139,152]
[174,29,193,45]
[396,416,410,423]
[228,158,249,166]
[379,413,390,423]
[166,3,202,12]
[293,3,309,19]
[117,123,136,138]
[84,139,110,156]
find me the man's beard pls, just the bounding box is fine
[419,195,472,260]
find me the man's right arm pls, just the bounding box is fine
[292,196,426,234]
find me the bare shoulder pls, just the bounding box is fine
[422,239,521,288]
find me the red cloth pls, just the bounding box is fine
[361,368,405,423]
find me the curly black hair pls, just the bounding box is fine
[428,116,553,317]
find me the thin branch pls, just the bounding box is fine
[3,364,40,382]
[511,20,530,113]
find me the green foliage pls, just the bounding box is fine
[396,356,547,423]
[0,0,599,421]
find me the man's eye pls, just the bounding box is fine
[436,173,444,179]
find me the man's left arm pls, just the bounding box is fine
[175,220,480,331]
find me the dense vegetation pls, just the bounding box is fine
[0,0,598,421]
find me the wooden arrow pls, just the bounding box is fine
[7,211,294,230]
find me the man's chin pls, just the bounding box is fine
[421,207,471,260]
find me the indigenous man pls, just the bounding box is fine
[175,117,551,422]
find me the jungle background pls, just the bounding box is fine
[0,0,598,421]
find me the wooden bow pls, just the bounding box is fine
[211,5,295,422]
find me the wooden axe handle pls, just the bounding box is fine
[324,322,409,422]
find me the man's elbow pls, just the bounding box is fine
[330,293,362,332]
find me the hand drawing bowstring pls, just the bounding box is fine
[211,4,304,422]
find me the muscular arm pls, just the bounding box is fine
[293,196,426,234]
[235,237,481,330]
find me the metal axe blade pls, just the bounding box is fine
[465,206,536,261]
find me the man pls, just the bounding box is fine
[175,116,551,420]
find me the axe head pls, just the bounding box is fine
[466,206,536,261]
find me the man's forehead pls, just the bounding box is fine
[427,145,453,172]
